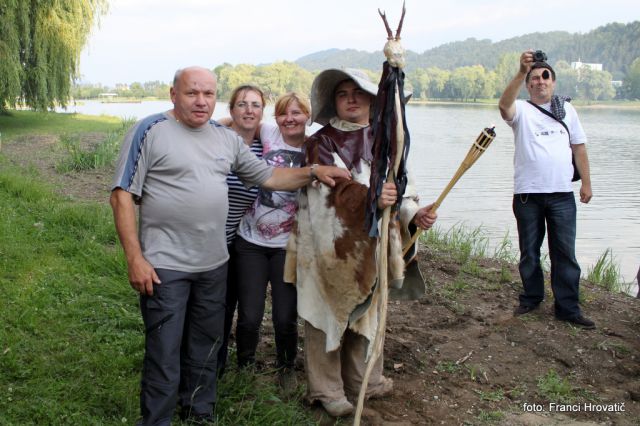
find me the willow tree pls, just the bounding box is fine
[0,0,108,112]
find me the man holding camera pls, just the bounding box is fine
[499,50,594,329]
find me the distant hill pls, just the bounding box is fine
[295,21,640,79]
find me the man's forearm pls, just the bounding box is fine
[572,144,591,185]
[262,166,314,191]
[110,189,143,263]
[262,165,349,191]
[499,71,526,120]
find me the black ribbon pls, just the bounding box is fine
[365,61,411,237]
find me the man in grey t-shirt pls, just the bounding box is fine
[110,66,349,425]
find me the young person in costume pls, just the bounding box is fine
[285,69,437,417]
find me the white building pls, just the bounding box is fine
[570,60,603,71]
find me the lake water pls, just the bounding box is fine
[58,100,640,290]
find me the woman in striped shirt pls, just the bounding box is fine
[218,84,266,378]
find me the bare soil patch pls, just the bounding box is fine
[3,135,639,425]
[241,240,640,424]
[2,133,113,203]
[367,251,640,425]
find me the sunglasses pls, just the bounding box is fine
[530,69,551,82]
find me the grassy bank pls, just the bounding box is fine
[0,160,140,423]
[0,112,318,425]
[0,159,317,424]
[0,110,122,141]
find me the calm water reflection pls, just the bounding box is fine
[407,103,640,290]
[59,101,640,288]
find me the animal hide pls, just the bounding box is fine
[285,176,405,353]
[285,123,421,353]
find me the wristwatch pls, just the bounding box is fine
[309,163,319,180]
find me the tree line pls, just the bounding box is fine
[72,81,171,100]
[71,56,636,104]
[297,21,640,81]
[406,54,619,102]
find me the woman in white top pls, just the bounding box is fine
[233,93,309,387]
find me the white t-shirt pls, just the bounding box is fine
[505,100,587,194]
[236,123,304,248]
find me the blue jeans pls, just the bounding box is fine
[512,192,582,319]
[218,243,238,378]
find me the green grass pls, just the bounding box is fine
[0,134,316,425]
[476,409,505,423]
[499,265,513,283]
[0,162,139,424]
[587,248,625,292]
[466,364,487,383]
[461,259,483,277]
[422,223,630,295]
[421,223,516,265]
[435,360,462,374]
[0,110,122,141]
[536,369,575,404]
[56,118,136,172]
[595,339,631,356]
[493,231,518,263]
[216,367,314,425]
[475,389,504,402]
[421,223,490,264]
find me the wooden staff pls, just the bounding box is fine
[354,5,406,425]
[354,91,403,426]
[402,126,496,256]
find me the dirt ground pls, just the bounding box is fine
[365,251,640,426]
[4,134,640,425]
[261,246,639,426]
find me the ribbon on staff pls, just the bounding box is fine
[365,61,410,238]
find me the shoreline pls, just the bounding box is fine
[408,99,640,109]
[68,97,640,110]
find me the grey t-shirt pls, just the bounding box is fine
[112,112,273,272]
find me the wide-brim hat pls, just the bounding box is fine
[310,68,411,126]
[309,68,377,126]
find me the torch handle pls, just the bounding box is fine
[401,163,469,253]
[428,164,470,213]
[402,127,495,256]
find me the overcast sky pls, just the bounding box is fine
[78,0,639,86]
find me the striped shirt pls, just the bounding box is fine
[225,138,263,245]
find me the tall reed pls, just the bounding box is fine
[57,117,135,172]
[422,223,489,263]
[587,248,627,293]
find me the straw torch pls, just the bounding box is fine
[403,126,497,255]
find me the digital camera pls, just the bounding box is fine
[533,50,548,62]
